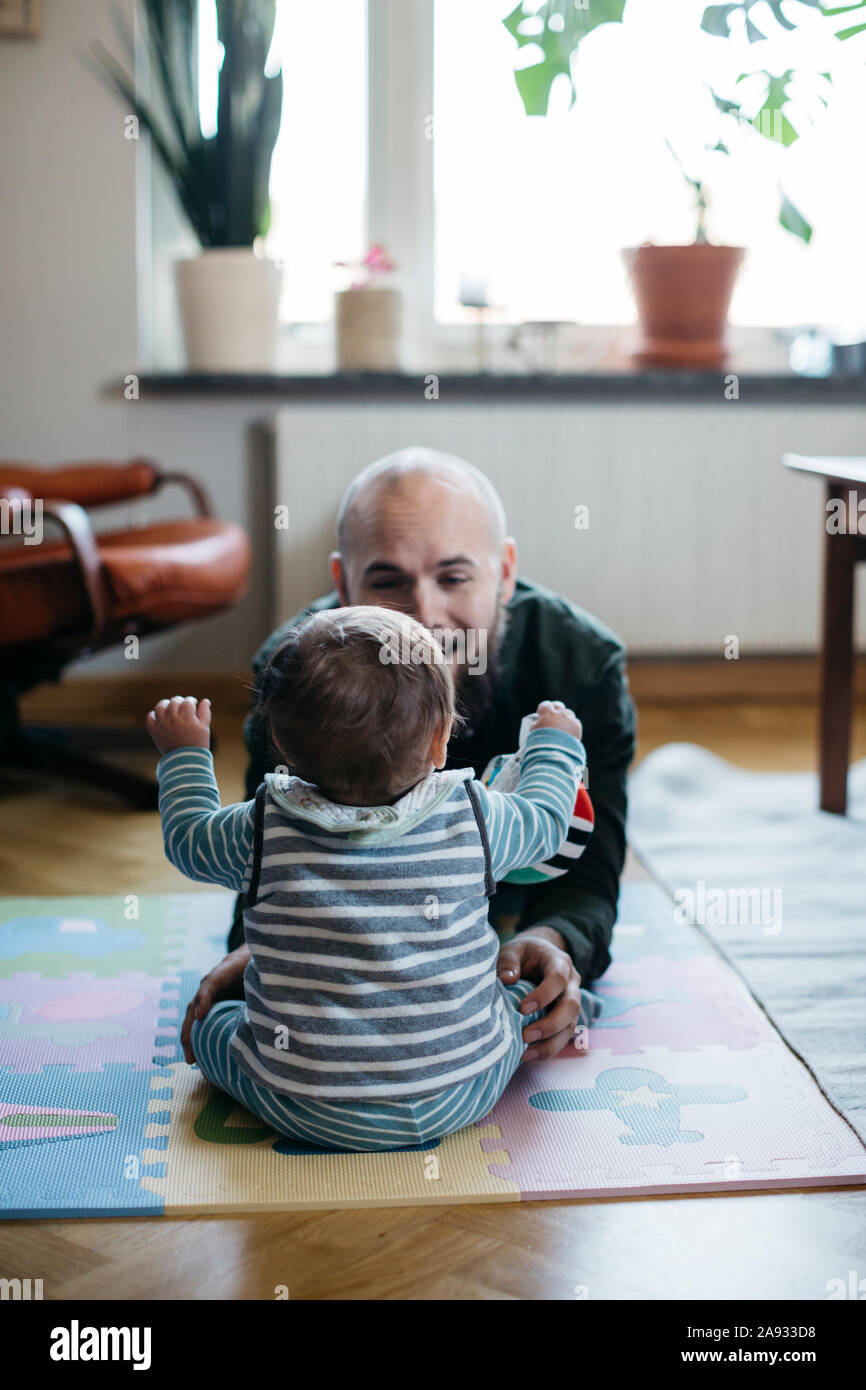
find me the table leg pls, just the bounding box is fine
[819,487,858,814]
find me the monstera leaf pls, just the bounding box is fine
[503,0,838,247]
[823,1,866,41]
[701,0,823,42]
[736,67,831,145]
[779,188,813,241]
[503,0,627,114]
[709,67,829,239]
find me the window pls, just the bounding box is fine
[194,0,866,348]
[432,0,866,330]
[198,0,367,325]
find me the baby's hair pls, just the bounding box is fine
[257,607,463,805]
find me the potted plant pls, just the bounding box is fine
[333,244,402,371]
[504,0,838,367]
[620,63,829,367]
[93,1,283,372]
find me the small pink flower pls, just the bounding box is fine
[335,243,397,286]
[363,243,396,274]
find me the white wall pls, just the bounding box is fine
[0,0,271,674]
[0,0,137,459]
[1,2,863,678]
[273,401,866,657]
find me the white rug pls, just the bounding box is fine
[628,746,866,1144]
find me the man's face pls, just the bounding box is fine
[332,472,516,689]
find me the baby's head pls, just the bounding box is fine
[257,606,459,806]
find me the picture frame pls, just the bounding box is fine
[0,0,41,38]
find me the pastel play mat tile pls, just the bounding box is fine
[1,887,864,1217]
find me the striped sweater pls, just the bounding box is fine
[157,727,586,1099]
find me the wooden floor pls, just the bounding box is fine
[1,682,864,1300]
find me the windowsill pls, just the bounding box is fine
[131,316,860,397]
[123,366,866,403]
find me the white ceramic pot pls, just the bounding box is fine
[335,286,402,371]
[175,247,283,372]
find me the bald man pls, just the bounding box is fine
[210,447,635,1064]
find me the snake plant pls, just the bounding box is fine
[93,1,283,248]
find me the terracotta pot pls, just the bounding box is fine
[622,244,745,368]
[335,287,402,371]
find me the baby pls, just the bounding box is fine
[147,606,592,1153]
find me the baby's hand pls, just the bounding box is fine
[533,700,583,743]
[146,696,212,756]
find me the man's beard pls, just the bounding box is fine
[452,601,508,739]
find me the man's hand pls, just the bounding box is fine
[146,696,212,756]
[180,944,250,1063]
[497,926,583,1060]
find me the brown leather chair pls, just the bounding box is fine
[0,458,250,807]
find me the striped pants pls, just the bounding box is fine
[190,980,600,1153]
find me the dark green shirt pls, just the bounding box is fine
[230,578,636,985]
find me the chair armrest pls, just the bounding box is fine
[40,499,108,644]
[0,460,214,519]
[0,459,160,508]
[151,470,213,518]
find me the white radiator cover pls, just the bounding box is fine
[272,401,866,655]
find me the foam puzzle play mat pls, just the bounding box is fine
[1,883,864,1218]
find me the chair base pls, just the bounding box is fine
[5,724,160,810]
